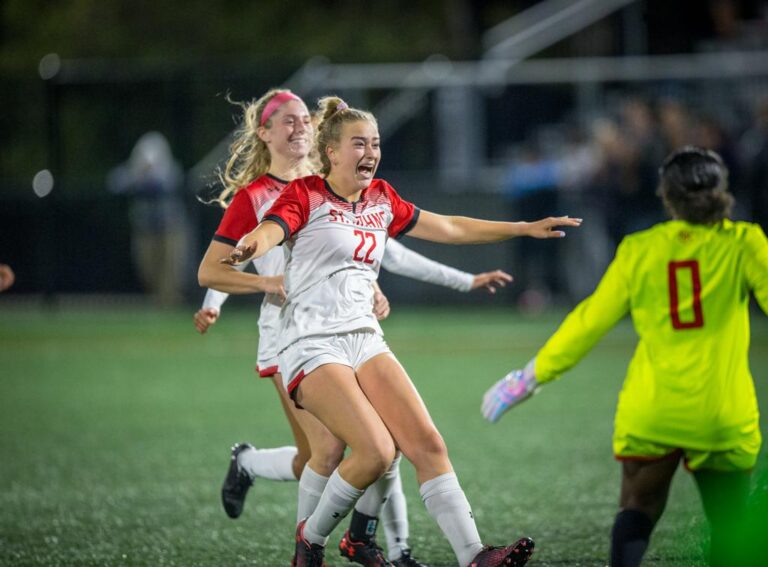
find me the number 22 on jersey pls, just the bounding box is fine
[667,260,704,330]
[353,230,377,265]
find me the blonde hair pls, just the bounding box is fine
[214,89,295,208]
[315,96,377,176]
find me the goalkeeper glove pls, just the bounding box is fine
[481,359,539,423]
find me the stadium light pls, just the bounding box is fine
[38,53,61,80]
[32,170,54,198]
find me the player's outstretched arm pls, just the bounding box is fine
[481,360,539,423]
[408,210,582,244]
[198,238,285,296]
[220,221,284,266]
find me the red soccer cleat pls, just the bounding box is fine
[469,537,535,567]
[292,519,326,567]
[338,529,393,566]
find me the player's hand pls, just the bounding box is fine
[193,307,220,334]
[220,241,257,266]
[525,216,582,239]
[471,270,513,294]
[482,360,539,423]
[0,264,15,292]
[372,288,391,320]
[261,276,287,302]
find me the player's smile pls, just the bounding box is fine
[356,159,377,179]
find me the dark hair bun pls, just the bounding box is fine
[660,146,726,193]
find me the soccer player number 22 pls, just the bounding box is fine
[667,260,704,330]
[353,230,377,264]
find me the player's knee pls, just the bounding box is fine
[402,429,447,467]
[620,496,666,523]
[359,439,397,479]
[420,429,448,459]
[309,440,345,476]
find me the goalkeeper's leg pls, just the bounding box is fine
[693,468,750,567]
[611,451,680,566]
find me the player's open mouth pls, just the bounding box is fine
[357,163,375,177]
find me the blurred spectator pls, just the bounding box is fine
[0,264,15,292]
[107,132,190,307]
[618,98,666,233]
[502,143,562,310]
[738,98,768,230]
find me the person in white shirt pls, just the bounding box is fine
[219,96,581,567]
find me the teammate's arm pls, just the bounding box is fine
[381,239,512,293]
[199,238,285,295]
[372,281,391,320]
[193,278,237,334]
[407,210,581,243]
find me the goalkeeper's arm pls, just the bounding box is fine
[481,241,631,422]
[481,360,539,422]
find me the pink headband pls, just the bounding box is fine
[260,92,302,126]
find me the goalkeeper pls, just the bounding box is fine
[482,146,768,567]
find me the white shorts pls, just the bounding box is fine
[255,355,280,378]
[255,304,281,378]
[279,330,391,405]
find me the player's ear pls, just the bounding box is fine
[326,144,338,166]
[257,125,270,143]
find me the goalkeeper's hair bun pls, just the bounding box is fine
[657,146,733,224]
[660,146,726,192]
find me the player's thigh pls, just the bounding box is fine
[270,373,311,461]
[619,451,681,518]
[296,362,394,460]
[292,401,346,474]
[356,353,446,462]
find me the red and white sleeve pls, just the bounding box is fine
[263,180,311,242]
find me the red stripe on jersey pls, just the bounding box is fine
[214,175,287,243]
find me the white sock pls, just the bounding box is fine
[381,469,410,560]
[355,454,401,517]
[297,464,329,523]
[238,445,297,481]
[420,472,483,567]
[304,469,363,546]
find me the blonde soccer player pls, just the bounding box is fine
[197,88,512,566]
[221,95,581,567]
[482,146,768,567]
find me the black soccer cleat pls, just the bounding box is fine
[221,442,254,519]
[391,548,429,567]
[469,537,535,567]
[338,529,393,566]
[292,518,326,567]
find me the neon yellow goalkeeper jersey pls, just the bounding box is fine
[535,219,768,451]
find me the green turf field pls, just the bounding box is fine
[1,306,766,566]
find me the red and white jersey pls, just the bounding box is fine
[264,175,419,350]
[212,174,289,363]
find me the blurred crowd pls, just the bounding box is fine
[502,95,768,307]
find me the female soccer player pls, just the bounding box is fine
[220,96,581,567]
[482,146,768,567]
[197,88,512,566]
